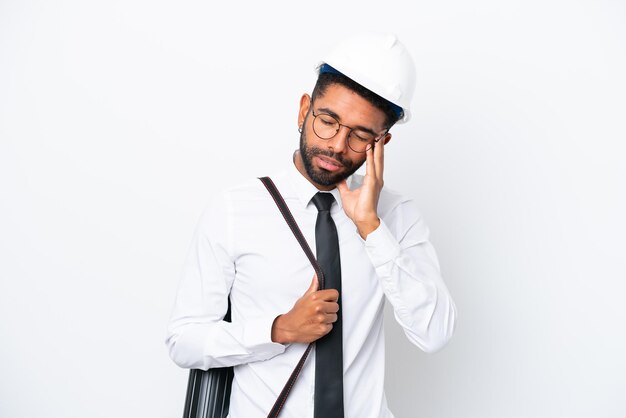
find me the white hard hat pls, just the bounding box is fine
[317,32,417,124]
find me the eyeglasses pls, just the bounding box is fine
[310,108,388,153]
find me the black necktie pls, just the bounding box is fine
[311,192,344,418]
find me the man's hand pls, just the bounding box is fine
[337,139,385,239]
[271,274,339,344]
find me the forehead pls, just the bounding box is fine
[314,84,387,131]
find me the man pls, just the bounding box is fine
[166,32,456,418]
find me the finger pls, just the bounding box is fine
[305,274,319,295]
[375,137,384,179]
[365,145,375,179]
[324,313,338,324]
[317,301,340,315]
[321,301,340,314]
[316,288,339,302]
[315,310,337,325]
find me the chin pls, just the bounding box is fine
[308,167,350,187]
[299,131,363,187]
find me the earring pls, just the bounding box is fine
[298,125,303,133]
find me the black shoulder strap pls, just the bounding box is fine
[258,176,319,418]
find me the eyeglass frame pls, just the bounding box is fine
[308,105,389,153]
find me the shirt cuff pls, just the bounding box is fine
[242,314,287,360]
[363,220,401,268]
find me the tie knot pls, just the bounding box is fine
[311,192,335,212]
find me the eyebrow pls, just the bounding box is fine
[316,106,379,136]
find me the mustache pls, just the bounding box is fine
[307,147,353,168]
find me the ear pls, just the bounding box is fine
[298,94,311,128]
[383,132,392,145]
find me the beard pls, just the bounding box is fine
[299,128,365,187]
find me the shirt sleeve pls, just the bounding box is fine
[363,199,457,353]
[165,191,286,370]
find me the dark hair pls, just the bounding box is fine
[311,72,401,130]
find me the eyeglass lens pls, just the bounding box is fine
[312,112,379,153]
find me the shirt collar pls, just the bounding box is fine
[287,159,350,210]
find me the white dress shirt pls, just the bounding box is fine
[165,161,456,418]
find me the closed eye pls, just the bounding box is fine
[350,130,375,142]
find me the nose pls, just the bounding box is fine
[326,125,350,153]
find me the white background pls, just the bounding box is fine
[1,1,625,417]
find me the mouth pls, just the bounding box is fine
[315,155,344,172]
